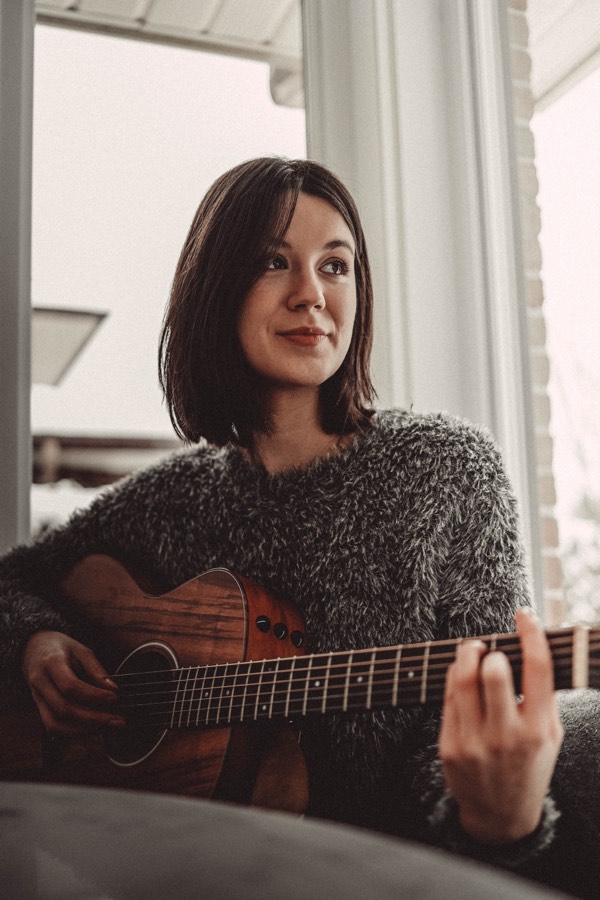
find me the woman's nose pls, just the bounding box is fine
[286,270,325,311]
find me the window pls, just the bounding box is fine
[31,25,305,528]
[532,66,600,621]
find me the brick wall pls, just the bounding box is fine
[507,0,567,625]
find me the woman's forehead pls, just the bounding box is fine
[280,192,355,246]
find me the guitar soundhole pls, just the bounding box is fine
[103,641,177,768]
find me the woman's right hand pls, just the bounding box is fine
[22,631,126,735]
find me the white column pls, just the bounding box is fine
[302,0,542,605]
[0,0,34,552]
[465,0,542,602]
[302,0,410,410]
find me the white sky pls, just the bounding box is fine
[31,25,306,437]
[532,66,600,520]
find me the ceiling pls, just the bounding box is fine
[35,0,599,108]
[35,0,304,106]
[527,0,600,107]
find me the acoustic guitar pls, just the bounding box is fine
[1,554,598,812]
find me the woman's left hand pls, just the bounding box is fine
[439,608,564,845]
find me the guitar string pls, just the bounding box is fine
[109,632,588,686]
[110,629,580,673]
[113,646,595,705]
[116,659,571,706]
[114,653,573,702]
[111,638,592,696]
[137,663,595,726]
[114,651,588,716]
[125,669,582,727]
[111,653,571,696]
[119,666,596,724]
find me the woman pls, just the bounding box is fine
[0,157,562,867]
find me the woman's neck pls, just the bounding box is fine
[246,389,348,474]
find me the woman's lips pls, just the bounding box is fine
[281,333,327,346]
[278,329,327,346]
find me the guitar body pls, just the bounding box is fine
[0,555,308,812]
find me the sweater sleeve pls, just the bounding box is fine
[436,423,532,638]
[408,423,559,867]
[407,717,559,869]
[0,453,188,689]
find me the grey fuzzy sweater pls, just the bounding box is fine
[0,410,558,869]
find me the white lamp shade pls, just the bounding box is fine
[32,307,107,385]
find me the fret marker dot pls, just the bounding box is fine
[408,671,414,679]
[314,680,321,687]
[357,676,364,683]
[262,704,267,712]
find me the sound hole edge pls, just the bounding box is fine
[103,641,178,767]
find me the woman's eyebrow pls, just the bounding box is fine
[279,238,355,254]
[323,239,355,254]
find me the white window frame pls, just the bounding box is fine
[0,0,34,552]
[302,0,542,606]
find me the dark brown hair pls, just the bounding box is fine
[159,157,375,446]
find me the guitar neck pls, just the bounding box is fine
[115,625,600,731]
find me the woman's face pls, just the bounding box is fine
[238,192,357,396]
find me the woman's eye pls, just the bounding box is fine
[322,259,349,276]
[267,255,287,270]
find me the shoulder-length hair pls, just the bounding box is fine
[159,157,376,446]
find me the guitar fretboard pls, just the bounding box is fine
[114,625,600,730]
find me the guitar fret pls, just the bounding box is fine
[205,664,218,725]
[215,663,232,724]
[239,660,253,722]
[346,652,371,709]
[420,643,431,704]
[186,667,200,727]
[373,648,402,708]
[343,651,353,711]
[179,667,195,728]
[256,660,277,718]
[253,660,267,720]
[170,668,185,729]
[173,667,184,728]
[268,659,281,719]
[320,651,350,713]
[228,661,241,723]
[194,665,208,726]
[392,647,402,706]
[366,650,376,709]
[396,644,427,706]
[284,657,296,718]
[303,655,338,715]
[320,654,332,713]
[264,656,291,719]
[494,634,524,695]
[301,657,314,717]
[214,665,224,724]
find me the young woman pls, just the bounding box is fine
[0,157,562,868]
